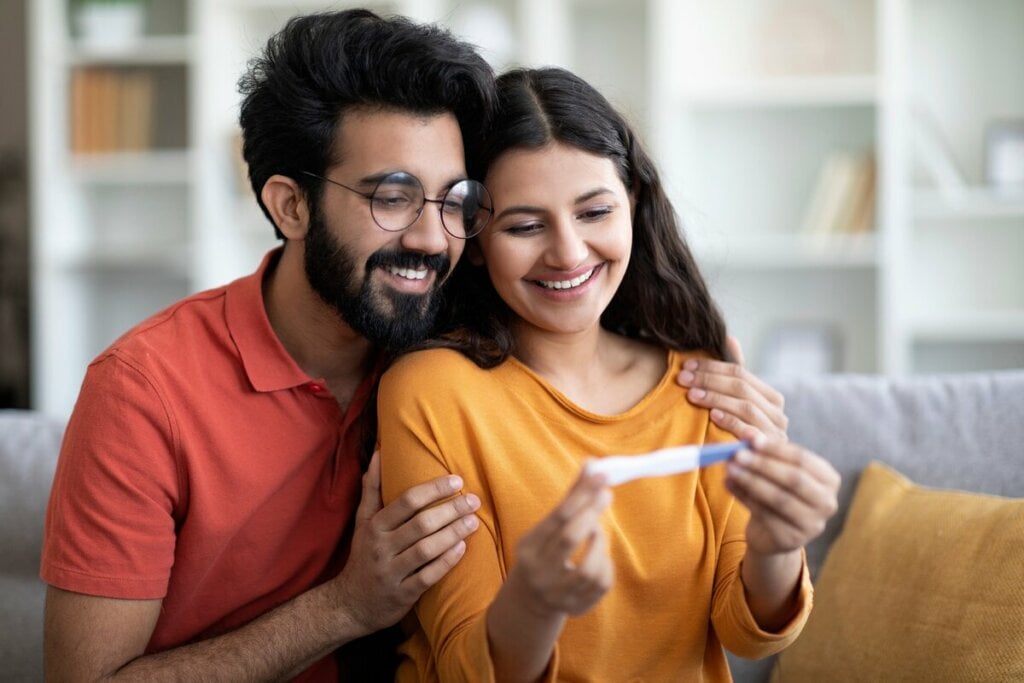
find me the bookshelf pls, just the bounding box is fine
[30,0,1024,416]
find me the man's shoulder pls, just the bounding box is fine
[92,285,233,382]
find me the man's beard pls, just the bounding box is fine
[303,209,450,354]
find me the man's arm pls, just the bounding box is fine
[44,453,480,682]
[677,336,789,441]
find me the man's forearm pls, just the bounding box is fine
[104,581,363,682]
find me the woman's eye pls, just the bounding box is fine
[505,222,542,235]
[579,207,613,221]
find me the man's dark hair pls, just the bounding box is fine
[238,9,495,238]
[427,67,731,365]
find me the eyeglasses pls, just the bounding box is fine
[302,170,493,239]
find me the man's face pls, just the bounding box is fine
[303,109,468,352]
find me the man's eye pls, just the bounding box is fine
[441,199,465,214]
[373,194,413,210]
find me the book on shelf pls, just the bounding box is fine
[70,67,156,154]
[800,151,875,236]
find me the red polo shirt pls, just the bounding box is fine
[41,249,375,680]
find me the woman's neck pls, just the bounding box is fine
[512,323,666,415]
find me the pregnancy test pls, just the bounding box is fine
[584,441,750,487]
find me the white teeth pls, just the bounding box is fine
[387,266,428,281]
[537,267,596,290]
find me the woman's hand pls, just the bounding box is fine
[507,471,614,618]
[487,472,614,682]
[726,436,840,555]
[677,336,789,442]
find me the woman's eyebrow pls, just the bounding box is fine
[575,187,614,203]
[495,204,545,220]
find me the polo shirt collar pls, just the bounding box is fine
[225,247,316,393]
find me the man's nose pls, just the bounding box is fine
[399,201,450,255]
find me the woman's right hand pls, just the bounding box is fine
[507,471,615,618]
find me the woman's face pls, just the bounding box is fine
[477,142,633,339]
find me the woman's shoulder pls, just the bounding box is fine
[382,347,496,391]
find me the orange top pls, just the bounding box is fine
[380,347,811,682]
[41,249,375,681]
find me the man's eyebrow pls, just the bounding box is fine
[353,172,468,191]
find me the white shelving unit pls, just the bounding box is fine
[30,0,1024,416]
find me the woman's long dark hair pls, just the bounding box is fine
[424,67,730,366]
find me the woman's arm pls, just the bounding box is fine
[725,435,840,630]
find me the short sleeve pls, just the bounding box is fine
[41,353,182,599]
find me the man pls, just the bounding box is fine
[41,9,788,682]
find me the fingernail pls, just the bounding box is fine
[679,370,695,385]
[752,433,767,450]
[735,449,754,466]
[448,475,463,491]
[684,359,698,371]
[710,408,724,421]
[689,388,706,400]
[465,493,480,509]
[455,540,467,555]
[463,515,479,531]
[728,462,746,478]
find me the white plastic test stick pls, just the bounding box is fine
[584,441,749,487]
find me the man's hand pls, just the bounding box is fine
[330,451,481,635]
[677,336,788,441]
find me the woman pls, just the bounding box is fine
[378,67,839,681]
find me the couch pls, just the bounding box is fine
[2,370,1023,681]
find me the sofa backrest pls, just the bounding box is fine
[775,370,1024,579]
[0,410,65,681]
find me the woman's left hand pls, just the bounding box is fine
[725,436,840,555]
[677,336,789,442]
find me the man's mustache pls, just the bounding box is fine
[366,250,450,277]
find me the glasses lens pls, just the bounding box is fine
[370,172,424,231]
[441,180,493,239]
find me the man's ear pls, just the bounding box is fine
[261,174,310,240]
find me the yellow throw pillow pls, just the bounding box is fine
[772,460,1024,682]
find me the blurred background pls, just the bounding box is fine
[2,0,1023,417]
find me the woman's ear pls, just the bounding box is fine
[261,174,310,240]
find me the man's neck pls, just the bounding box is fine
[263,243,375,404]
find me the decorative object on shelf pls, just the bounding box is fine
[758,322,842,378]
[74,0,146,49]
[912,102,968,200]
[984,119,1024,194]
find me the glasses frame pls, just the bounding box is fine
[301,170,491,239]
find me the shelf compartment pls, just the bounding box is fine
[692,232,878,270]
[707,269,878,374]
[673,106,876,240]
[68,64,190,153]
